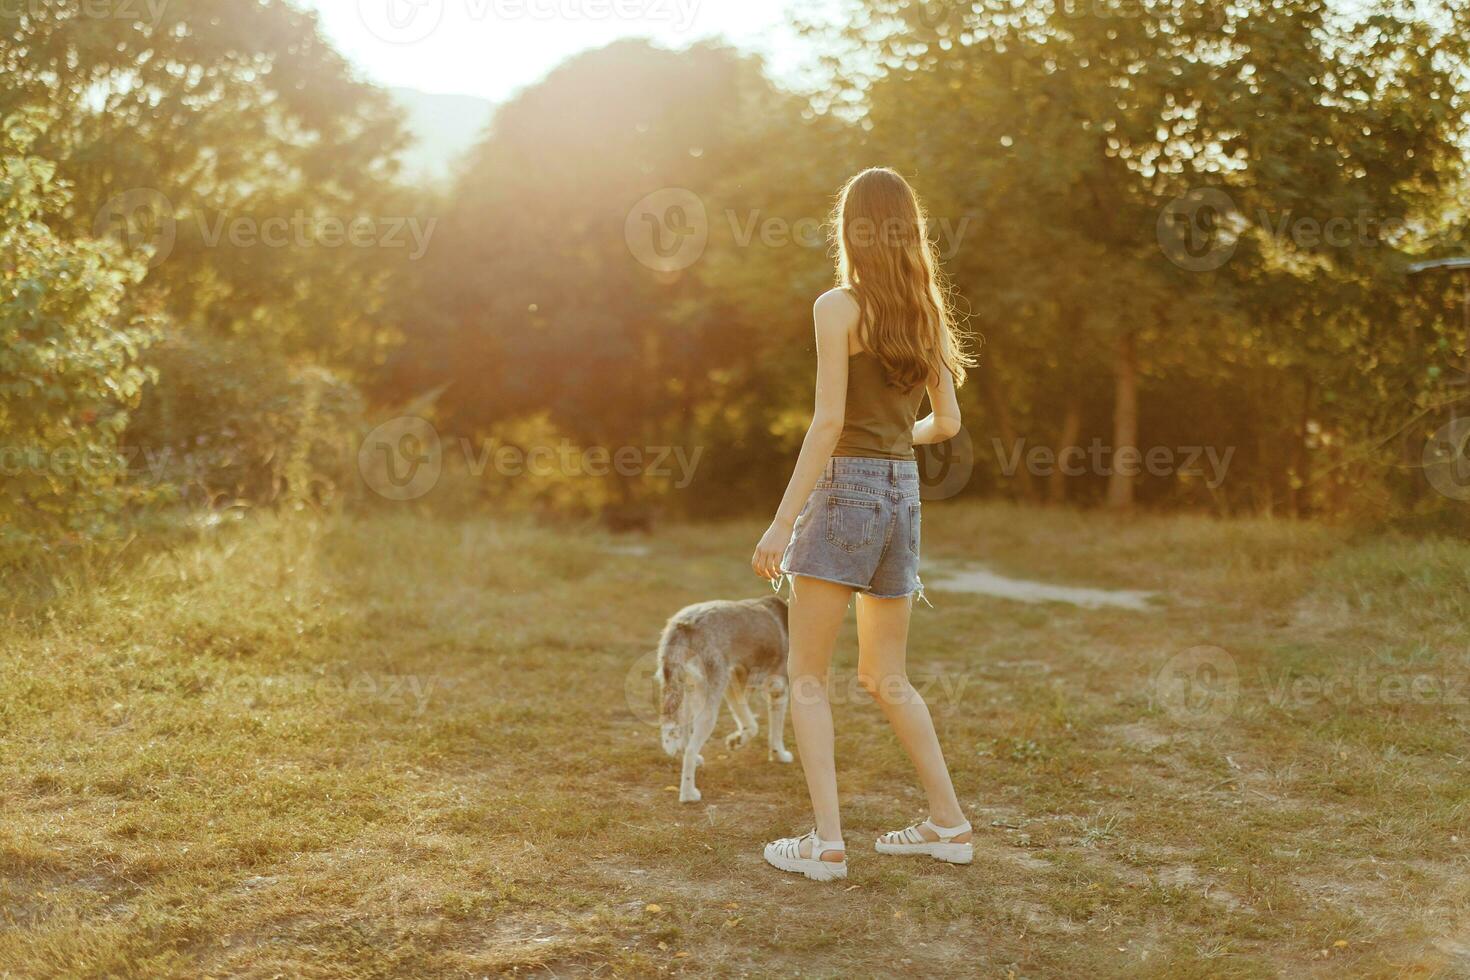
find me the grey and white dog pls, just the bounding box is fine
[656,595,793,803]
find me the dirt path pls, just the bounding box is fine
[926,561,1161,610]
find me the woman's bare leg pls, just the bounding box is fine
[855,593,969,838]
[786,575,855,860]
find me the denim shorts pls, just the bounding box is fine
[780,456,925,600]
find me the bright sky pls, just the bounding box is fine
[297,0,832,101]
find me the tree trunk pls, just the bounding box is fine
[1105,331,1139,510]
[1288,375,1315,519]
[1049,397,1082,506]
[979,363,1038,504]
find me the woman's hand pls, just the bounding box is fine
[751,520,793,582]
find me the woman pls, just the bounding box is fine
[750,167,976,881]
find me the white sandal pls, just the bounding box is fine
[875,818,973,864]
[763,829,848,881]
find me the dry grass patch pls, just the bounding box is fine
[1,504,1468,976]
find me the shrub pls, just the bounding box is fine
[0,109,159,564]
[124,332,366,509]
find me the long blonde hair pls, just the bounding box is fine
[833,167,974,389]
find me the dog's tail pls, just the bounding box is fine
[655,620,694,750]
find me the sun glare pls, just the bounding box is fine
[299,0,822,99]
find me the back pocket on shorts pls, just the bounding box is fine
[825,496,879,552]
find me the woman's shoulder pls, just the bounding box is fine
[814,285,860,314]
[813,287,861,343]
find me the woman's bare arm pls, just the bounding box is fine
[912,367,961,446]
[750,291,853,580]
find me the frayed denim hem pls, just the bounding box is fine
[867,576,934,607]
[775,568,933,608]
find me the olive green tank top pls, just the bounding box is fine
[833,351,925,460]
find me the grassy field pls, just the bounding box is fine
[2,502,1469,977]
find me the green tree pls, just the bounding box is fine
[0,110,158,562]
[0,0,413,373]
[2,1,425,510]
[825,0,1470,512]
[398,40,841,515]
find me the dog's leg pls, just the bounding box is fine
[681,693,719,803]
[765,675,794,763]
[723,675,758,750]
